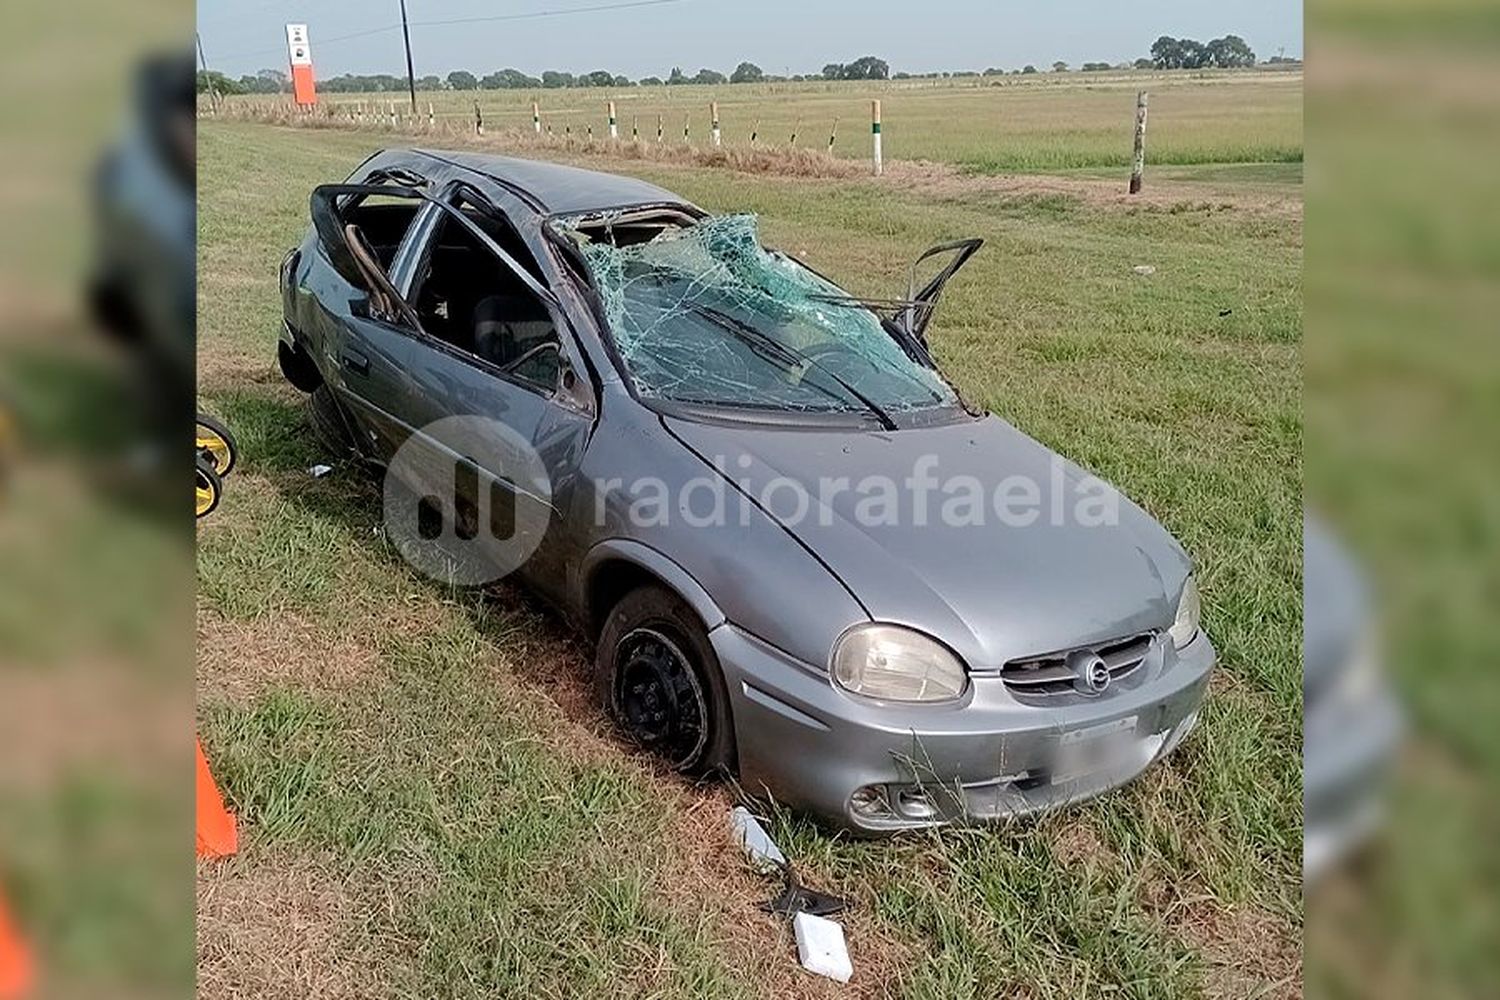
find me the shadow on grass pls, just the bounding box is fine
[203,384,665,776]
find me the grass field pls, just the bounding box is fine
[196,78,1302,1000]
[217,69,1303,174]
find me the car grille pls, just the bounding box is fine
[999,632,1156,696]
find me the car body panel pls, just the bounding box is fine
[664,413,1190,670]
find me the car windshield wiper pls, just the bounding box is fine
[689,305,898,431]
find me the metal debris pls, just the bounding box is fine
[760,866,848,919]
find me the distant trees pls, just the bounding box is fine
[730,61,764,83]
[1022,64,1038,74]
[483,68,542,89]
[196,70,242,95]
[204,54,921,98]
[1052,61,1069,72]
[1081,61,1112,72]
[821,56,889,81]
[1150,34,1255,69]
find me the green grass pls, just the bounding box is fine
[221,70,1303,176]
[196,106,1301,998]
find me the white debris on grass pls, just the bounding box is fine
[1132,264,1156,275]
[794,912,853,983]
[308,464,333,478]
[729,806,786,872]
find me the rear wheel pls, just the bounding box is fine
[307,385,355,456]
[595,585,735,777]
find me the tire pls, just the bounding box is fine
[595,585,736,777]
[195,455,223,519]
[307,385,355,456]
[195,412,238,478]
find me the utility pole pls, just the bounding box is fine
[399,0,418,114]
[195,32,217,113]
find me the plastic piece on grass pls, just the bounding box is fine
[308,464,333,478]
[729,806,786,872]
[793,912,853,983]
[1132,265,1156,275]
[196,739,238,858]
[0,889,32,998]
[760,866,848,919]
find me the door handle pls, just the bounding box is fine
[340,350,370,375]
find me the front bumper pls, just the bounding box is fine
[712,625,1215,832]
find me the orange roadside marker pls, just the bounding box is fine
[0,888,32,998]
[196,739,238,859]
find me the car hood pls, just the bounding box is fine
[664,412,1191,669]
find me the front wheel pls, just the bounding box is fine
[595,585,736,777]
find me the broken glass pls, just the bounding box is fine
[566,214,959,415]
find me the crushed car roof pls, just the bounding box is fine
[410,149,688,215]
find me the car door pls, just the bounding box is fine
[307,182,433,463]
[382,186,597,600]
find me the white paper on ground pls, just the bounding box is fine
[794,912,853,983]
[729,806,786,872]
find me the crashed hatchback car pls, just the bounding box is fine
[278,149,1214,831]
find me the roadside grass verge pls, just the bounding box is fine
[197,119,1301,997]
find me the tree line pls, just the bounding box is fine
[197,36,1292,97]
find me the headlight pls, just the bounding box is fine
[1168,576,1201,649]
[832,625,967,702]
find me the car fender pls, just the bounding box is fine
[578,538,726,633]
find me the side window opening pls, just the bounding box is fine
[344,195,422,270]
[412,199,561,392]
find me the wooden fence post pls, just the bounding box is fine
[656,113,664,143]
[827,117,839,153]
[532,100,541,133]
[872,100,883,176]
[683,111,690,144]
[608,100,618,139]
[1129,91,1148,194]
[632,114,639,140]
[711,102,721,147]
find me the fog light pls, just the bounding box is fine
[895,787,937,820]
[849,785,892,819]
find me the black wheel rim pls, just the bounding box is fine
[615,628,708,769]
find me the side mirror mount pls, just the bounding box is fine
[900,238,984,342]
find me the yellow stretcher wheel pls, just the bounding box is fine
[195,413,238,478]
[196,455,223,519]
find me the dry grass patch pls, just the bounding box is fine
[197,853,379,1000]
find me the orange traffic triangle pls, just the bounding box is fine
[0,888,32,999]
[196,739,238,859]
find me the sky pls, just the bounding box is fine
[197,0,1303,81]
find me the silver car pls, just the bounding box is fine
[278,149,1214,832]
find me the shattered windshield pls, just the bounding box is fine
[568,214,960,417]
